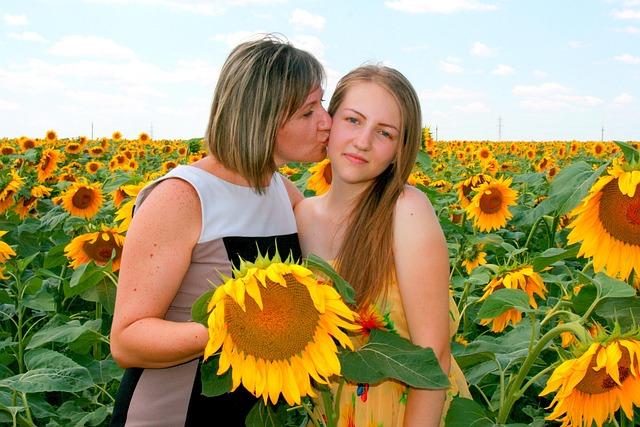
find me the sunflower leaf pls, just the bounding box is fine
[444,397,495,427]
[614,141,640,165]
[305,254,356,305]
[191,289,215,327]
[338,329,449,389]
[532,245,579,272]
[477,288,532,319]
[576,271,636,300]
[244,400,288,427]
[200,356,232,397]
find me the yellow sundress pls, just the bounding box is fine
[317,280,470,427]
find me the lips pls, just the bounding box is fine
[344,153,367,164]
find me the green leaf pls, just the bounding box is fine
[594,296,640,329]
[415,150,432,170]
[477,288,531,319]
[16,253,39,273]
[577,272,636,300]
[444,397,495,427]
[552,160,610,216]
[200,356,232,397]
[455,322,534,369]
[532,245,579,272]
[26,319,101,349]
[338,329,449,389]
[244,400,288,427]
[24,348,83,371]
[572,285,597,316]
[84,357,123,384]
[80,279,117,314]
[305,254,356,305]
[65,262,106,297]
[191,289,215,327]
[0,367,93,393]
[614,141,640,164]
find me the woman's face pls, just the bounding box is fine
[327,81,401,186]
[274,87,332,165]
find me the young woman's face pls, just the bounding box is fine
[327,82,401,186]
[274,87,332,165]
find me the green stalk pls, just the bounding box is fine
[93,301,103,361]
[496,322,589,423]
[524,216,543,250]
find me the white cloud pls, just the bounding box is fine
[439,59,463,74]
[49,36,136,60]
[532,69,548,79]
[210,31,267,48]
[384,0,497,14]
[290,35,325,59]
[289,9,325,31]
[9,32,48,43]
[454,101,490,113]
[512,82,569,96]
[84,0,226,15]
[513,82,603,111]
[620,25,640,33]
[568,40,584,48]
[0,99,19,110]
[613,92,634,104]
[470,42,496,57]
[3,14,27,26]
[614,53,640,63]
[612,9,640,19]
[421,85,479,101]
[492,64,514,76]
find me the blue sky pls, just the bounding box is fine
[1,0,639,141]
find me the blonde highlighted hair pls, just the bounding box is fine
[328,65,422,307]
[205,34,325,192]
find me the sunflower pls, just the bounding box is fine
[1,144,15,155]
[0,171,24,214]
[64,225,125,271]
[540,338,640,427]
[456,174,492,208]
[19,137,36,152]
[461,244,487,274]
[465,177,518,232]
[112,131,122,142]
[85,161,103,174]
[204,252,358,406]
[0,230,16,263]
[279,165,299,176]
[88,146,105,157]
[60,182,104,219]
[567,163,640,279]
[162,160,178,173]
[479,266,547,332]
[407,170,429,186]
[36,149,61,182]
[138,132,150,142]
[65,142,82,154]
[31,185,52,199]
[592,142,606,157]
[307,159,332,195]
[114,183,145,232]
[45,130,57,143]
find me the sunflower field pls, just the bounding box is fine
[1,130,640,426]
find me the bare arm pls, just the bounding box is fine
[394,186,451,427]
[110,178,208,369]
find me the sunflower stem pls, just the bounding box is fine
[524,216,543,250]
[497,322,589,423]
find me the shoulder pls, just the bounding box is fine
[294,195,320,221]
[393,185,445,248]
[280,174,303,208]
[395,185,437,223]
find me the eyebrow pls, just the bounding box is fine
[344,108,399,132]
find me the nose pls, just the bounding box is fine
[318,106,332,131]
[352,128,372,151]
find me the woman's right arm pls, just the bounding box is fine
[110,178,209,369]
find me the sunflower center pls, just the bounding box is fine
[575,347,631,394]
[72,187,95,209]
[82,235,121,263]
[323,164,332,185]
[40,155,52,171]
[599,179,640,245]
[479,190,503,214]
[225,274,320,361]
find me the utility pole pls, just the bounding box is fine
[435,125,438,142]
[91,122,94,140]
[601,125,604,142]
[498,116,502,141]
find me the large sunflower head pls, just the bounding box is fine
[307,159,332,195]
[479,265,547,332]
[203,251,358,406]
[567,163,640,280]
[64,225,125,271]
[465,177,518,232]
[61,182,104,219]
[0,171,24,214]
[0,230,16,264]
[540,337,640,427]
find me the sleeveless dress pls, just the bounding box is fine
[323,281,470,427]
[110,165,301,427]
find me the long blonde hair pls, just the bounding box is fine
[205,34,325,192]
[328,65,422,307]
